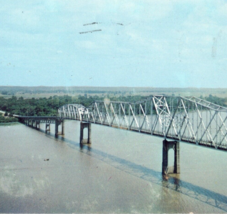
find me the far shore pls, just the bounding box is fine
[0,122,19,125]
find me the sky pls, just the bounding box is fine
[0,0,227,88]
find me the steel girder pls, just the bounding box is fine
[58,96,227,150]
[58,104,88,121]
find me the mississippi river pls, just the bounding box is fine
[0,120,227,213]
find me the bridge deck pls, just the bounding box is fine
[17,116,63,124]
[15,95,227,151]
[59,117,227,151]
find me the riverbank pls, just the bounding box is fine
[0,113,18,124]
[0,122,19,126]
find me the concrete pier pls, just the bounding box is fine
[55,120,64,137]
[80,122,91,144]
[36,121,40,130]
[162,139,180,175]
[45,123,51,133]
[61,120,64,135]
[55,120,59,137]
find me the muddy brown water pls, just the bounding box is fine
[0,120,227,213]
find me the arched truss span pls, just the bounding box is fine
[58,95,227,150]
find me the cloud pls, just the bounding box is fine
[0,0,227,87]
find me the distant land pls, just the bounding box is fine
[0,86,227,99]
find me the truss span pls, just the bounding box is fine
[58,104,88,121]
[58,95,227,151]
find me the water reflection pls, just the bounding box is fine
[17,122,227,212]
[79,143,92,152]
[61,136,227,212]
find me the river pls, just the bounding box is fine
[0,120,227,213]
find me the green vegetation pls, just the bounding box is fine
[1,86,227,99]
[0,113,18,123]
[0,95,99,116]
[0,94,226,119]
[0,94,149,116]
[200,94,227,106]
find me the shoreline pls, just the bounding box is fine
[0,122,19,126]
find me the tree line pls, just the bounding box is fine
[0,95,98,116]
[0,94,226,119]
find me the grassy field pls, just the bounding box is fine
[0,86,227,99]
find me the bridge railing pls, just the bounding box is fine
[58,95,227,151]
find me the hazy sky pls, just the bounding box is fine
[0,0,227,87]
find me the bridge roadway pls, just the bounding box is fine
[17,116,63,124]
[17,115,179,175]
[58,96,227,151]
[17,116,64,137]
[17,95,227,175]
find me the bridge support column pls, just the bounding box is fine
[80,122,91,144]
[61,120,64,135]
[55,120,58,137]
[55,120,64,137]
[46,123,50,133]
[36,121,40,130]
[162,140,180,175]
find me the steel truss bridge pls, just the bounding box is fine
[58,95,227,151]
[13,95,227,210]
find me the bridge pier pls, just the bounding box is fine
[55,122,58,137]
[45,123,51,133]
[36,121,40,130]
[55,120,64,137]
[61,120,64,135]
[162,139,180,175]
[80,122,91,144]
